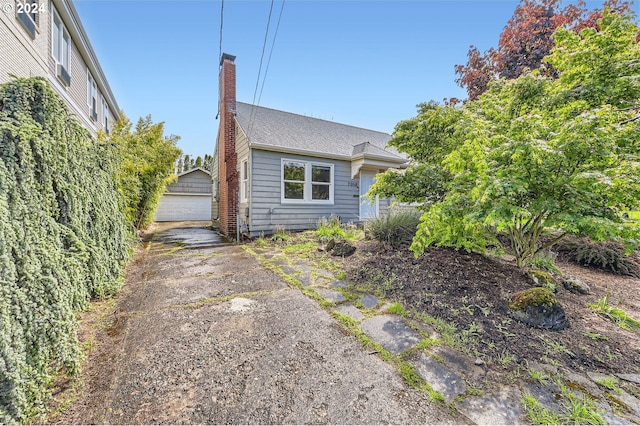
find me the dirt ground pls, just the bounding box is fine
[344,239,640,384]
[45,225,457,425]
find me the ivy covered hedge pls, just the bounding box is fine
[0,78,131,423]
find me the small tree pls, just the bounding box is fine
[455,0,634,100]
[103,114,181,229]
[375,12,640,268]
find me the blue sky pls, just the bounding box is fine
[73,0,629,159]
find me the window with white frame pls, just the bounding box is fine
[52,7,71,85]
[240,158,248,203]
[87,71,97,120]
[282,159,333,203]
[102,97,109,131]
[17,0,39,38]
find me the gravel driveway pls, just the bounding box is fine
[54,223,458,425]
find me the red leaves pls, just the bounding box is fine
[454,0,634,100]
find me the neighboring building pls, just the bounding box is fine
[154,168,213,222]
[0,0,118,135]
[213,53,408,239]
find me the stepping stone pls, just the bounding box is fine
[563,369,605,399]
[617,374,640,385]
[360,315,421,354]
[520,380,563,413]
[410,353,465,403]
[293,262,313,272]
[298,272,312,287]
[314,275,333,287]
[615,390,640,420]
[316,288,346,303]
[457,386,524,425]
[432,346,485,381]
[359,294,379,309]
[314,269,335,279]
[280,265,297,275]
[333,303,364,321]
[329,280,347,289]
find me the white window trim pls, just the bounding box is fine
[51,7,70,71]
[240,158,248,203]
[87,67,98,122]
[281,158,334,205]
[102,96,109,130]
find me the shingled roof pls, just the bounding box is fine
[235,102,406,163]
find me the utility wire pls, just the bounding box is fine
[251,0,274,107]
[256,0,285,108]
[216,0,224,120]
[247,0,275,138]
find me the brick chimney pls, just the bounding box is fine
[218,53,238,238]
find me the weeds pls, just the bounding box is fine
[589,295,640,331]
[271,225,290,242]
[388,302,406,315]
[522,393,561,425]
[594,376,622,394]
[315,216,363,243]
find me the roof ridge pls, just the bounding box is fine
[236,101,390,136]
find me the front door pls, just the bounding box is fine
[359,170,379,220]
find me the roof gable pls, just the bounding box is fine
[235,102,405,162]
[177,167,211,178]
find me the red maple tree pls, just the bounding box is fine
[455,0,635,101]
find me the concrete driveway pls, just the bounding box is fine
[55,223,458,425]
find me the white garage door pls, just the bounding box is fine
[154,194,212,222]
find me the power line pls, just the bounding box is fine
[251,0,275,107]
[216,0,224,120]
[257,0,285,108]
[219,0,224,66]
[248,0,287,139]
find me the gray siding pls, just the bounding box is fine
[379,197,391,217]
[237,125,251,232]
[249,149,359,236]
[167,169,211,194]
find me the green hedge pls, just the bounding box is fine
[0,78,130,423]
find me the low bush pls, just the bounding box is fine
[366,209,421,247]
[555,238,639,277]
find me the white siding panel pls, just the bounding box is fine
[154,194,212,222]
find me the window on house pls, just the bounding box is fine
[102,97,109,132]
[17,0,39,38]
[87,71,97,120]
[240,159,248,203]
[52,8,71,85]
[282,159,333,203]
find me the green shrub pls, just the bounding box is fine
[366,209,421,247]
[103,114,181,229]
[555,238,639,277]
[315,216,363,243]
[0,78,131,423]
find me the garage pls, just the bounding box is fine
[154,194,212,221]
[154,168,212,222]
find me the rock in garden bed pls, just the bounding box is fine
[508,287,570,331]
